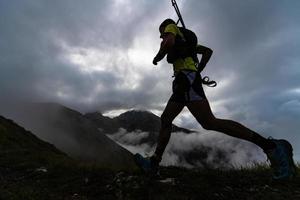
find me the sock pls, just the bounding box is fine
[150,153,161,166]
[251,133,276,151]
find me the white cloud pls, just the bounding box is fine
[1,0,300,160]
[163,132,266,168]
[107,129,267,168]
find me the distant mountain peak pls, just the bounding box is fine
[118,109,153,115]
[84,109,193,148]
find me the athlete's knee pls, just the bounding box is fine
[200,118,219,131]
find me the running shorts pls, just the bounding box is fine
[169,70,207,104]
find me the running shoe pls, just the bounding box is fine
[265,139,297,180]
[134,153,159,174]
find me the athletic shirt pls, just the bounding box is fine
[164,24,198,73]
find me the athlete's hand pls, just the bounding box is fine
[153,52,165,65]
[152,56,159,65]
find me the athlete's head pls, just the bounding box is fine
[159,18,176,37]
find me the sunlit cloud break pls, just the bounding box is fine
[107,128,266,168]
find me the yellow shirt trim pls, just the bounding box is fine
[164,24,183,38]
[164,24,197,72]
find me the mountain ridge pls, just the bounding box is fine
[85,109,193,134]
[85,109,193,146]
[0,102,136,170]
[1,106,299,199]
[0,115,69,168]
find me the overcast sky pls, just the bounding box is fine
[1,0,300,160]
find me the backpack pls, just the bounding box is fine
[167,27,199,64]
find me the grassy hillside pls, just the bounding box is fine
[0,116,70,168]
[0,103,137,170]
[1,164,300,199]
[1,116,300,200]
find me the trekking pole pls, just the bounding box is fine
[171,0,217,87]
[171,0,186,28]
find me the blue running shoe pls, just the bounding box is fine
[265,139,297,180]
[134,153,159,174]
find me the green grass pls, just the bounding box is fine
[1,116,300,199]
[1,163,299,200]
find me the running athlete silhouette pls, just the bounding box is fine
[134,19,296,180]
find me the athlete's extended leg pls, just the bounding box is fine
[153,101,185,163]
[186,99,296,179]
[186,100,275,151]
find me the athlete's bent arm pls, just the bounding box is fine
[153,33,176,65]
[196,45,213,72]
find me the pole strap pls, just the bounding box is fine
[202,76,217,87]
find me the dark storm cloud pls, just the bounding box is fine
[0,0,108,100]
[0,0,167,112]
[1,0,300,159]
[180,0,300,158]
